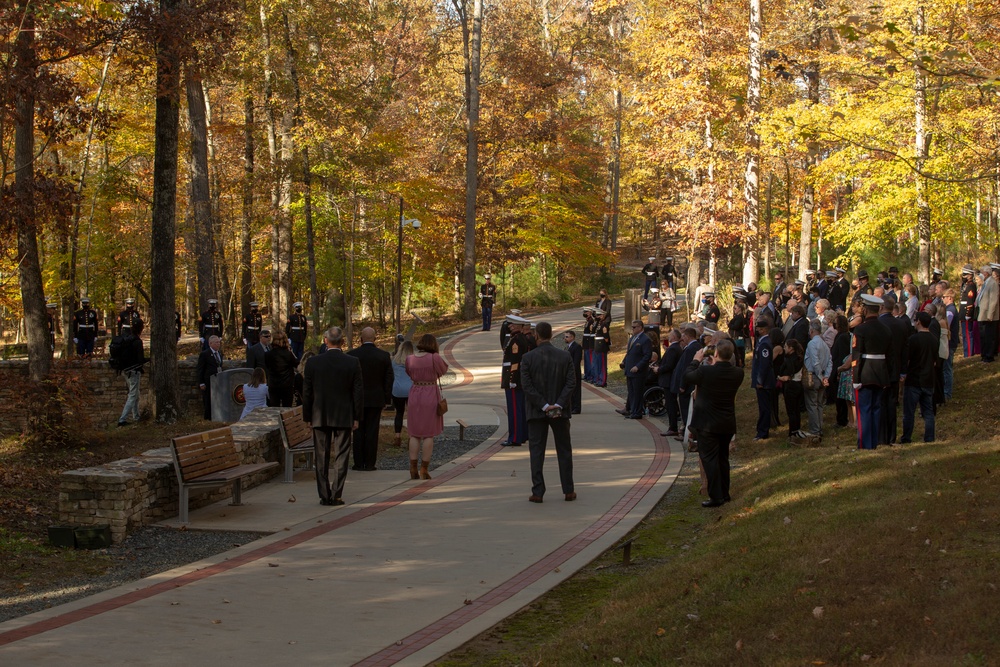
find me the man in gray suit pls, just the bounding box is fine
[302,326,363,506]
[520,321,577,503]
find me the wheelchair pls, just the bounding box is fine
[642,385,668,417]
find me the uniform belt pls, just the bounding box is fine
[502,362,512,366]
[79,324,95,328]
[290,327,303,330]
[862,354,886,360]
[121,325,131,329]
[594,337,604,341]
[247,326,259,330]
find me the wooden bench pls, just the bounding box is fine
[170,426,279,523]
[278,406,315,483]
[1,343,28,360]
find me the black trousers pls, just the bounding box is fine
[202,386,213,420]
[835,397,850,426]
[626,374,644,417]
[699,431,733,502]
[571,371,582,414]
[981,320,998,361]
[879,381,899,444]
[313,427,351,501]
[665,389,680,432]
[269,385,294,408]
[352,406,383,470]
[783,381,803,434]
[771,387,782,426]
[756,388,772,438]
[679,390,691,431]
[528,417,574,498]
[393,396,408,433]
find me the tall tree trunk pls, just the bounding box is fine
[456,0,483,319]
[203,84,233,330]
[914,3,931,282]
[13,1,51,384]
[798,8,823,281]
[150,0,183,421]
[610,88,622,252]
[185,72,216,313]
[240,94,254,318]
[742,0,762,286]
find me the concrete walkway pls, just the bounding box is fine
[0,304,685,666]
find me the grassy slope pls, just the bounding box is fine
[437,352,1000,666]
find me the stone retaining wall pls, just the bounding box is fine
[57,408,285,543]
[0,357,245,433]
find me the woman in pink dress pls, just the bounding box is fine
[404,333,449,480]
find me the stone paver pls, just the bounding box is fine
[0,303,684,666]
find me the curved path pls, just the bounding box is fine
[0,304,684,666]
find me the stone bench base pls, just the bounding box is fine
[58,408,285,543]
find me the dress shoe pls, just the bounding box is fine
[364,465,377,471]
[615,408,628,415]
[564,492,577,501]
[332,498,345,506]
[320,498,334,506]
[702,499,724,508]
[528,495,543,503]
[351,465,363,471]
[662,430,680,437]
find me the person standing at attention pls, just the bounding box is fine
[683,339,744,507]
[405,334,449,480]
[348,327,394,471]
[520,321,577,503]
[302,327,363,506]
[563,330,583,414]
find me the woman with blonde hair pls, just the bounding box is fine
[391,340,415,447]
[404,334,449,479]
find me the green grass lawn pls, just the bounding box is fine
[436,353,1000,666]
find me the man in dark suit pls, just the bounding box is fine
[901,312,938,443]
[245,329,271,369]
[684,339,745,507]
[656,328,682,436]
[563,330,583,414]
[520,321,577,503]
[302,326,363,506]
[195,335,224,420]
[787,305,809,347]
[670,326,702,441]
[751,318,775,441]
[878,297,908,445]
[347,326,394,471]
[619,319,653,419]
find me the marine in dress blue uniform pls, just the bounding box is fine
[286,302,308,360]
[852,293,893,450]
[501,316,530,446]
[751,317,776,440]
[641,257,658,298]
[200,299,224,351]
[581,308,596,383]
[241,302,263,349]
[73,297,99,357]
[480,274,497,331]
[117,298,144,337]
[592,311,611,387]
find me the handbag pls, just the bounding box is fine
[436,376,448,416]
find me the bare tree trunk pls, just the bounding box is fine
[798,9,822,281]
[610,88,622,252]
[742,0,762,286]
[150,0,182,421]
[455,0,483,319]
[914,3,931,283]
[240,94,254,316]
[13,2,51,384]
[186,72,217,313]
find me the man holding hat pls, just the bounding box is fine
[641,256,659,298]
[501,315,531,445]
[286,302,308,359]
[959,264,979,357]
[117,298,144,337]
[73,297,99,357]
[479,273,497,331]
[852,293,893,449]
[200,299,223,351]
[242,301,263,349]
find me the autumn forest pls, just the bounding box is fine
[2,0,1000,417]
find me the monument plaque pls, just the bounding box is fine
[211,368,253,422]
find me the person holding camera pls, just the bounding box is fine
[683,339,745,507]
[520,321,577,503]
